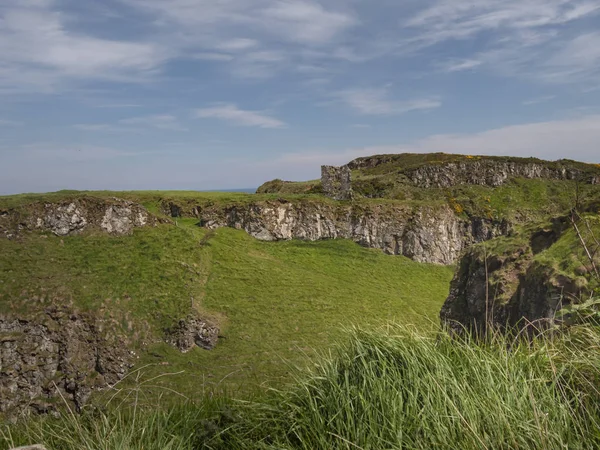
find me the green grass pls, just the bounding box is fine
[0,215,454,403]
[5,323,600,449]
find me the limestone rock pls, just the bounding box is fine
[197,199,510,265]
[1,197,160,239]
[43,202,87,236]
[100,205,148,234]
[165,316,219,352]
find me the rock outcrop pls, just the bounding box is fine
[347,154,600,189]
[440,218,591,335]
[165,316,219,352]
[321,165,353,200]
[0,197,162,239]
[189,199,510,265]
[0,307,134,417]
[405,160,585,189]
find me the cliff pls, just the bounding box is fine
[440,214,599,335]
[258,153,600,202]
[0,196,165,239]
[161,198,510,265]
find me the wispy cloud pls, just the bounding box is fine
[259,114,600,175]
[94,103,142,109]
[120,115,187,131]
[194,104,286,128]
[0,0,168,93]
[440,59,482,72]
[522,95,556,105]
[407,1,600,85]
[75,115,186,132]
[336,88,441,115]
[19,143,141,161]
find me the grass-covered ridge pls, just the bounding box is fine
[0,202,454,401]
[255,153,600,222]
[5,323,600,449]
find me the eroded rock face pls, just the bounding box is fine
[321,165,353,200]
[197,200,510,265]
[0,198,160,239]
[165,316,219,353]
[101,205,148,234]
[403,161,582,189]
[440,220,585,335]
[42,203,88,236]
[0,307,134,417]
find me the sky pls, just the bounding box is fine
[1,0,600,194]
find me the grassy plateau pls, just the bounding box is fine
[2,182,600,449]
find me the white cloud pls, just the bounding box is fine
[261,1,356,45]
[192,52,234,62]
[194,104,286,128]
[400,0,600,86]
[125,0,356,45]
[94,103,142,109]
[336,88,441,115]
[18,143,140,161]
[441,59,482,72]
[75,115,186,132]
[294,115,600,168]
[119,115,187,131]
[522,95,556,105]
[0,0,167,92]
[214,38,259,52]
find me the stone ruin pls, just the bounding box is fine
[321,165,353,200]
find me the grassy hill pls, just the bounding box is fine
[0,193,454,405]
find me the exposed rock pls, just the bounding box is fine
[405,160,583,188]
[42,202,87,236]
[196,199,511,265]
[439,218,586,335]
[321,165,353,200]
[100,205,148,234]
[0,307,134,417]
[346,154,600,189]
[165,316,219,352]
[0,197,162,239]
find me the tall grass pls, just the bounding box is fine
[4,324,600,450]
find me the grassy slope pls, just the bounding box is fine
[0,203,454,402]
[6,324,600,450]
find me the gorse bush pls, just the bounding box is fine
[4,324,600,450]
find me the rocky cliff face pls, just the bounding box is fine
[440,219,592,335]
[405,160,588,189]
[0,197,162,239]
[181,199,511,265]
[0,307,134,417]
[346,154,600,189]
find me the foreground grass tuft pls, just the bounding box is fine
[5,324,600,449]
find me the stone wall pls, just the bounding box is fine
[321,165,353,200]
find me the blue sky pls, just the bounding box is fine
[1,0,600,194]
